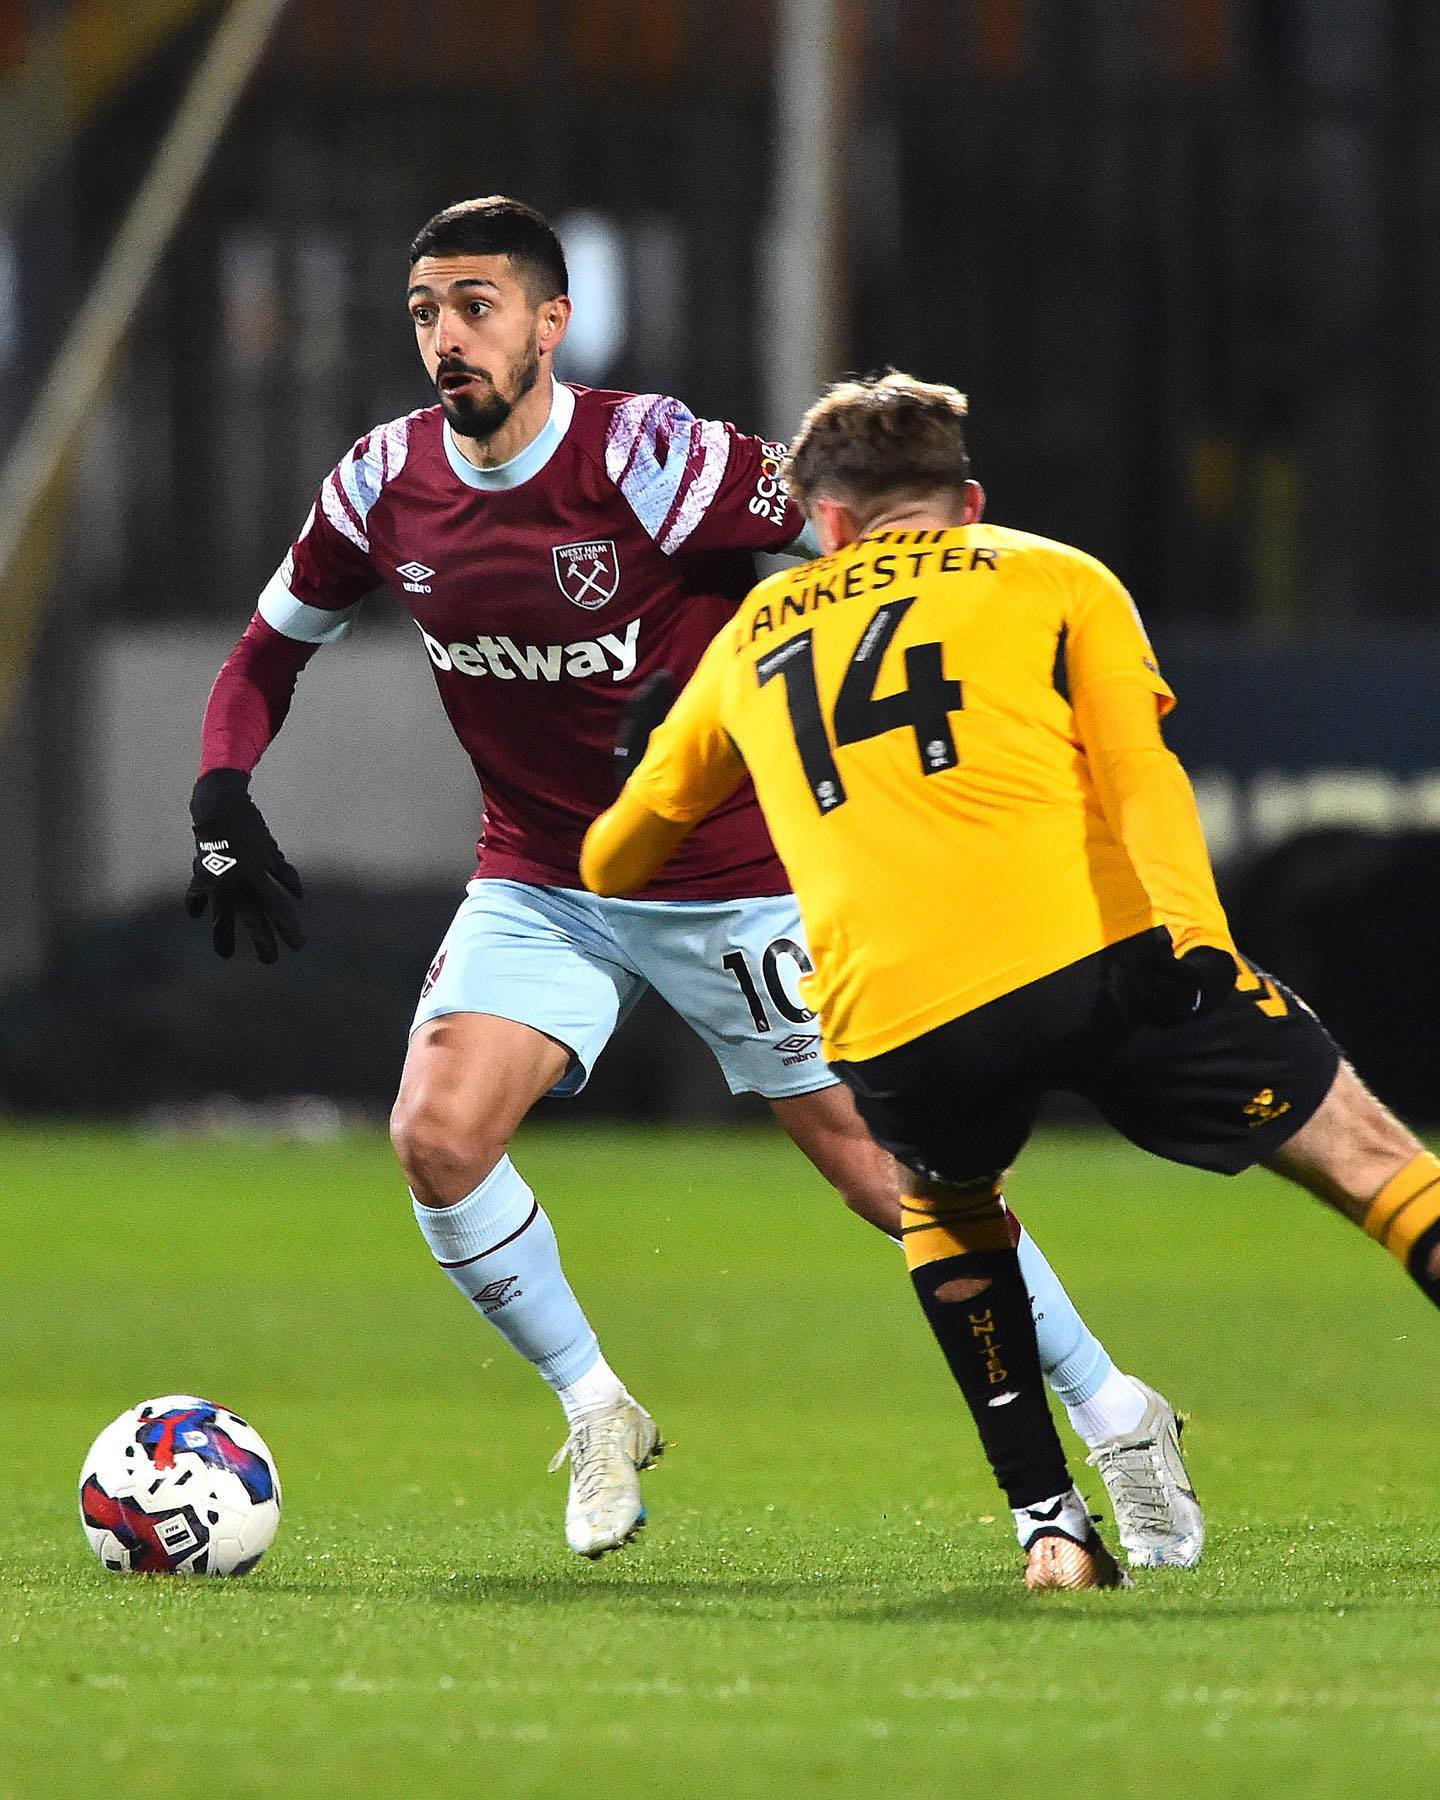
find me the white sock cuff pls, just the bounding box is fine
[411,1157,537,1264]
[1065,1367,1149,1448]
[556,1353,628,1425]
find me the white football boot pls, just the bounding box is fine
[1016,1487,1131,1591]
[1086,1380,1205,1569]
[548,1398,663,1558]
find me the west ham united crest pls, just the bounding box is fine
[552,539,619,610]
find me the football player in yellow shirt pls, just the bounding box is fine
[581,371,1440,1593]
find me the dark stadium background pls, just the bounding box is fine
[4,0,1439,1121]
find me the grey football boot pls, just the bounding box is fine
[1087,1380,1204,1568]
[549,1398,663,1557]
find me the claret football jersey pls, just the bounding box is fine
[627,525,1191,1061]
[257,379,808,898]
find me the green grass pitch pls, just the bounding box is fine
[3,1120,1440,1798]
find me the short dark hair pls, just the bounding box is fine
[408,197,568,303]
[784,371,971,517]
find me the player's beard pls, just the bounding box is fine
[436,341,542,442]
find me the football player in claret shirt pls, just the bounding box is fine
[582,370,1440,1590]
[187,199,1201,1565]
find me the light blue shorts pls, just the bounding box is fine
[412,879,837,1100]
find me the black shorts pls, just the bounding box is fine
[832,928,1341,1185]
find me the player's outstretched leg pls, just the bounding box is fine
[773,1087,1202,1566]
[393,1012,660,1558]
[900,1177,1129,1590]
[1267,1059,1440,1301]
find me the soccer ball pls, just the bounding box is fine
[79,1395,281,1576]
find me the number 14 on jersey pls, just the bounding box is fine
[755,596,964,814]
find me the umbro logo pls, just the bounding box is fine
[773,1031,819,1068]
[473,1275,521,1313]
[987,1391,1020,1409]
[396,560,434,593]
[200,852,237,877]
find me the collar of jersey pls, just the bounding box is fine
[441,378,576,491]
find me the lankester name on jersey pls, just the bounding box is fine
[418,616,640,682]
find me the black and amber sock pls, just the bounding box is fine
[903,1188,1072,1510]
[1363,1151,1440,1303]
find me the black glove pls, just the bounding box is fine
[613,670,676,793]
[1111,934,1236,1028]
[185,768,305,964]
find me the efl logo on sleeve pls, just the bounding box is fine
[552,539,620,610]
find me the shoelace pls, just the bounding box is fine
[1086,1435,1173,1531]
[548,1416,629,1504]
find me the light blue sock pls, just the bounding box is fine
[1015,1224,1113,1406]
[413,1157,599,1391]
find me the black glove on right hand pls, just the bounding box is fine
[613,669,676,794]
[1111,936,1237,1028]
[185,768,305,964]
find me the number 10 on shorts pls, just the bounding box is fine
[722,938,815,1032]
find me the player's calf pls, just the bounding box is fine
[769,1086,905,1236]
[1266,1061,1440,1300]
[901,1179,1126,1588]
[395,1011,658,1552]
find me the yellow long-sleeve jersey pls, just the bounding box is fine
[587,523,1235,1065]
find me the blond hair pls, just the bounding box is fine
[784,371,971,519]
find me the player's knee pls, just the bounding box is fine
[387,1092,447,1193]
[389,1091,509,1206]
